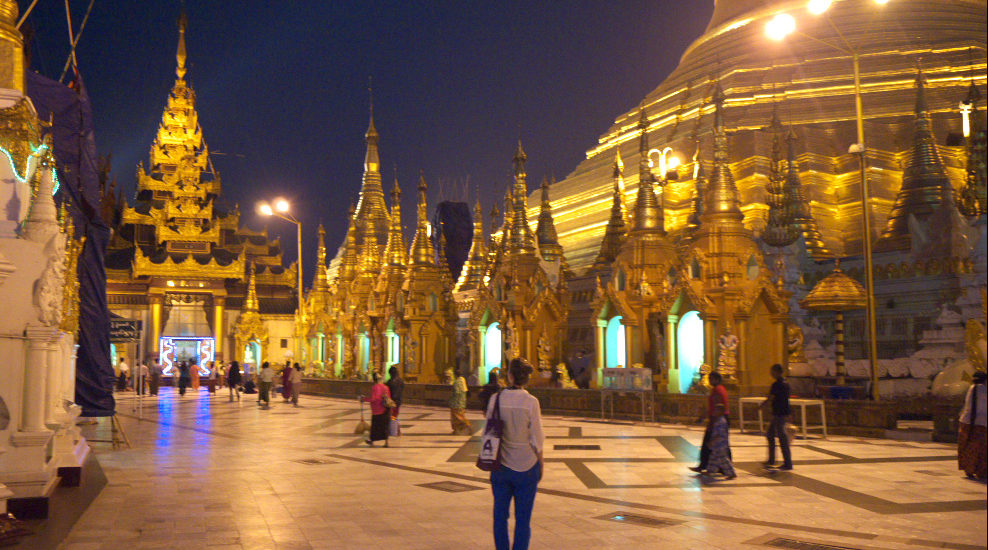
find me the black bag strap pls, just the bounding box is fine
[489,391,502,422]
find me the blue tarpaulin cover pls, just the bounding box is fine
[27,71,115,417]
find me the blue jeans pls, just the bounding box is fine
[491,463,540,550]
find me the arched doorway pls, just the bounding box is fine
[358,332,370,374]
[605,316,625,368]
[244,341,261,377]
[677,311,704,393]
[483,322,502,382]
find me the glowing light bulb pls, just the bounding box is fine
[765,13,796,41]
[807,0,831,15]
[275,198,290,213]
[667,155,681,170]
[873,0,889,4]
[258,203,273,216]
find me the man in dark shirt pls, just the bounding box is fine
[690,371,729,474]
[763,364,793,470]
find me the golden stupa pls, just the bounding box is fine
[543,0,986,271]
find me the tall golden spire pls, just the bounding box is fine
[958,80,986,216]
[455,199,490,292]
[314,224,329,292]
[245,262,259,312]
[409,172,436,266]
[685,140,706,236]
[354,89,390,247]
[784,129,831,258]
[382,175,407,267]
[700,81,744,226]
[0,0,25,92]
[876,63,955,251]
[594,149,629,267]
[339,204,359,282]
[176,10,188,80]
[536,176,563,261]
[509,141,537,255]
[632,108,665,234]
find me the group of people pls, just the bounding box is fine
[690,364,793,480]
[365,366,405,447]
[114,357,309,408]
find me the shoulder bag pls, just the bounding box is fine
[476,391,504,472]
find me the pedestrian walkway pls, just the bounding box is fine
[55,387,985,550]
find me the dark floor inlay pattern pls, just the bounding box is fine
[418,481,484,493]
[292,458,337,465]
[554,444,601,450]
[763,537,862,550]
[915,469,951,477]
[596,512,681,529]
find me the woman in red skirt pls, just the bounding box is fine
[958,371,986,481]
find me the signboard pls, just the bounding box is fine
[109,319,142,342]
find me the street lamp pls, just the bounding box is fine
[648,147,681,230]
[257,198,305,362]
[765,0,890,400]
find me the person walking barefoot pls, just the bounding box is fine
[763,364,793,471]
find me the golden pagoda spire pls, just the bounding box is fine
[436,224,452,282]
[0,0,25,92]
[958,80,986,216]
[383,175,407,267]
[455,199,490,292]
[632,108,665,234]
[594,149,629,267]
[176,10,188,80]
[339,204,359,282]
[500,186,514,254]
[536,176,563,261]
[245,262,259,312]
[354,87,390,247]
[763,105,798,249]
[876,62,955,251]
[784,128,831,258]
[314,223,329,292]
[409,172,436,266]
[509,141,537,255]
[700,81,744,226]
[685,140,706,235]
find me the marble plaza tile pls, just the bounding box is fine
[52,389,987,550]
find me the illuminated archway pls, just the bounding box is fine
[605,316,625,368]
[677,311,704,393]
[483,322,503,381]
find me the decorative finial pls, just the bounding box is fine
[176,10,188,79]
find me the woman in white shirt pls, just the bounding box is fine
[487,358,544,550]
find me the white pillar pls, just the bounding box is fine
[44,332,64,426]
[22,323,54,433]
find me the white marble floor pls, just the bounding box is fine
[56,388,986,550]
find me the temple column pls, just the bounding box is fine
[478,325,488,376]
[150,294,163,357]
[22,324,54,433]
[44,332,64,426]
[594,319,606,385]
[735,316,748,390]
[666,315,678,393]
[213,296,225,362]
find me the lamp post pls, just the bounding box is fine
[258,198,305,363]
[766,0,889,400]
[648,147,681,223]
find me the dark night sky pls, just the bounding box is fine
[22,0,712,285]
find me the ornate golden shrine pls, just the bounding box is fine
[104,15,296,366]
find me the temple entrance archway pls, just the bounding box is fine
[677,311,704,393]
[482,321,502,382]
[605,316,625,368]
